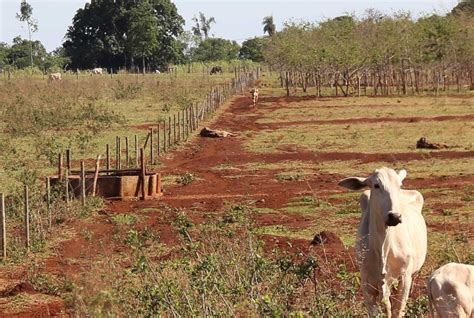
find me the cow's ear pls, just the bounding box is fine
[397,169,407,182]
[338,177,367,190]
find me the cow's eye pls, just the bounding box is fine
[374,184,380,189]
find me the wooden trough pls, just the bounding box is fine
[49,169,163,200]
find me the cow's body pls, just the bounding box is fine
[428,263,474,317]
[48,73,61,81]
[250,88,259,107]
[92,68,103,75]
[210,66,222,75]
[339,168,427,318]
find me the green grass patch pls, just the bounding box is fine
[112,214,138,225]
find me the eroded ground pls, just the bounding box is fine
[0,91,472,316]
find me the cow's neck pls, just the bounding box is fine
[368,202,394,275]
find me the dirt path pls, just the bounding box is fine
[1,94,472,316]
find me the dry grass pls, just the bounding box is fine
[0,73,234,189]
[244,120,473,154]
[257,96,474,123]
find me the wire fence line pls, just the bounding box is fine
[0,69,259,261]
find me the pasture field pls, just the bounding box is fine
[0,71,237,189]
[0,74,472,316]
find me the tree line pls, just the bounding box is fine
[264,2,474,95]
[0,0,273,73]
[1,0,472,80]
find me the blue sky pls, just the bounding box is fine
[1,0,458,52]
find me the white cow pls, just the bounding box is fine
[250,88,259,107]
[91,67,103,75]
[428,263,474,317]
[48,72,61,81]
[338,167,427,318]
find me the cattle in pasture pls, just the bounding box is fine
[155,70,161,74]
[48,73,62,82]
[250,88,259,107]
[210,66,223,75]
[428,263,474,317]
[91,68,103,75]
[338,167,427,318]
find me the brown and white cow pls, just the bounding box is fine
[339,167,427,318]
[250,88,259,107]
[428,263,474,317]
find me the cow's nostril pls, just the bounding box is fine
[387,212,402,226]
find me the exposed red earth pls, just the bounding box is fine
[0,94,472,316]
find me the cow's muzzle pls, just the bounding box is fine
[386,212,402,226]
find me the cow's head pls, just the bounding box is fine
[338,167,407,227]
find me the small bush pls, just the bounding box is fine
[112,80,143,100]
[176,172,195,185]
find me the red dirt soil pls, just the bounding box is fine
[0,94,472,315]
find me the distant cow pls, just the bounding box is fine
[428,263,474,317]
[48,73,62,82]
[155,70,161,74]
[250,88,259,107]
[210,66,222,75]
[338,167,427,318]
[91,68,103,75]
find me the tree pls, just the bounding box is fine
[16,0,38,69]
[63,0,184,70]
[192,12,216,39]
[191,38,240,62]
[451,0,474,15]
[0,43,9,68]
[263,16,276,36]
[128,2,159,73]
[6,36,47,70]
[239,37,267,62]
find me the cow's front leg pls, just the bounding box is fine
[382,277,392,318]
[362,279,380,316]
[394,273,413,318]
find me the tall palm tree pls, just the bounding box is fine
[262,16,276,36]
[192,12,216,39]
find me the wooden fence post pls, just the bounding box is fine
[106,144,110,174]
[125,137,129,167]
[177,112,181,142]
[190,105,194,131]
[157,124,161,156]
[92,155,101,197]
[117,137,122,170]
[163,122,167,153]
[24,185,30,251]
[150,128,154,164]
[168,116,172,147]
[46,177,51,228]
[181,109,186,140]
[66,149,71,173]
[134,135,139,167]
[81,161,86,206]
[58,153,63,180]
[173,114,177,144]
[1,193,6,259]
[115,137,119,170]
[65,169,69,207]
[140,148,146,200]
